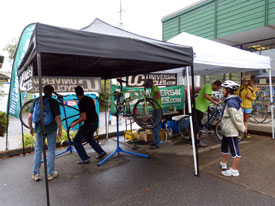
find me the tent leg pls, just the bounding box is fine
[185,66,199,176]
[37,53,50,206]
[268,69,274,140]
[18,75,25,155]
[104,79,108,139]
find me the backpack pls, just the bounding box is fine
[32,97,53,126]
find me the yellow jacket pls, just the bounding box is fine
[236,85,256,109]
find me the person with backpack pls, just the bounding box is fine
[70,86,106,164]
[28,85,62,181]
[219,80,245,177]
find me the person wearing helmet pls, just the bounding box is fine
[219,80,245,177]
[194,80,222,147]
[236,76,256,138]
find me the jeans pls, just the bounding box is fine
[33,131,57,175]
[73,123,104,161]
[152,109,161,147]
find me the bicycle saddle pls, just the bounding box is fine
[117,79,128,84]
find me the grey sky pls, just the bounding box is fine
[0,0,201,71]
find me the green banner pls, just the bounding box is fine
[110,85,184,114]
[8,24,35,118]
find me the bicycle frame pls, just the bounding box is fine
[202,106,222,130]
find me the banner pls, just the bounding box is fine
[126,73,177,87]
[110,85,184,114]
[7,24,35,118]
[20,76,101,93]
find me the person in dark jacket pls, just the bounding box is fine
[70,86,106,164]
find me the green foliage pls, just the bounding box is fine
[0,111,7,137]
[23,129,77,147]
[99,80,111,111]
[3,38,18,62]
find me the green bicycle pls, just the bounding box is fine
[100,79,162,129]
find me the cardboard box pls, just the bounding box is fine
[139,131,153,143]
[160,128,169,141]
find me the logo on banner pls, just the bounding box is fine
[32,76,101,92]
[19,64,33,92]
[126,73,177,87]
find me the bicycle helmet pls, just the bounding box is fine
[221,80,240,91]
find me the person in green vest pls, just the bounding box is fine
[145,79,162,149]
[193,80,222,147]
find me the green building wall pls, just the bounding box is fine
[162,0,275,41]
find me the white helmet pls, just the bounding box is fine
[221,80,240,91]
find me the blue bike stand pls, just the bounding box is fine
[98,112,150,166]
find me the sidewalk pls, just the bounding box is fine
[0,134,274,206]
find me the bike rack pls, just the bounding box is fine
[98,111,150,166]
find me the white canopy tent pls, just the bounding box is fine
[82,18,274,176]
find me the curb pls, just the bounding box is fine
[0,131,125,159]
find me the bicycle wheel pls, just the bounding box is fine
[249,103,268,124]
[66,118,87,146]
[20,99,34,129]
[132,98,162,129]
[215,119,245,142]
[177,116,190,140]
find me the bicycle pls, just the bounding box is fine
[99,79,162,129]
[177,104,245,142]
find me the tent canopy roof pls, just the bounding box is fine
[17,23,193,79]
[82,18,271,75]
[168,32,271,75]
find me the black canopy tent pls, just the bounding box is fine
[17,23,193,78]
[16,23,195,205]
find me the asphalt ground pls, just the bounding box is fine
[0,132,275,206]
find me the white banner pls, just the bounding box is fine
[31,76,101,93]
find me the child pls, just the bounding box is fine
[219,80,245,177]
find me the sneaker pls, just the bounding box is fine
[197,141,207,147]
[76,158,91,164]
[149,145,160,149]
[245,133,251,139]
[219,161,227,170]
[48,171,59,181]
[221,168,239,177]
[96,151,107,159]
[32,173,41,181]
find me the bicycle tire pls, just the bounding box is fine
[132,98,162,129]
[177,116,190,140]
[215,119,244,142]
[66,118,88,146]
[20,99,34,129]
[249,103,268,124]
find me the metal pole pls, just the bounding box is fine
[268,69,274,140]
[37,53,50,206]
[18,75,25,155]
[104,79,108,139]
[185,67,198,176]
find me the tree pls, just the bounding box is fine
[3,38,18,62]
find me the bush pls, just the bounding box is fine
[0,111,7,137]
[23,129,77,147]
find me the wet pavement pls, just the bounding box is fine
[0,132,275,206]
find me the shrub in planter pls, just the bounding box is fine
[0,111,7,137]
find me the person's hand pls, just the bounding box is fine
[58,129,62,139]
[246,94,250,99]
[30,128,34,136]
[213,100,219,105]
[70,122,76,128]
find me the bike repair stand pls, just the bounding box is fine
[98,111,150,166]
[42,96,77,163]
